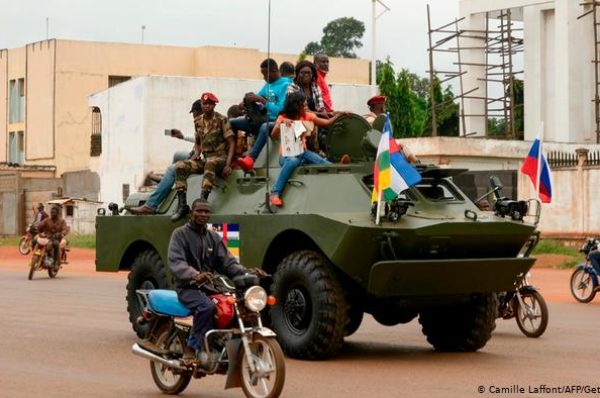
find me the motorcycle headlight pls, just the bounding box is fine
[244,286,267,312]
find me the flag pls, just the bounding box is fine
[520,136,552,203]
[371,114,422,202]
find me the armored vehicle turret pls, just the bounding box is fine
[96,114,539,359]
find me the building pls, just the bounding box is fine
[0,39,369,235]
[459,0,597,144]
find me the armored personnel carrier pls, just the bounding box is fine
[96,114,539,359]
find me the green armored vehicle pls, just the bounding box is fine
[96,114,539,359]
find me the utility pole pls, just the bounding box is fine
[46,17,49,40]
[371,0,390,94]
[141,25,146,44]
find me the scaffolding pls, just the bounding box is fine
[427,6,523,139]
[578,1,600,144]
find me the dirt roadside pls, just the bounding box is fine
[0,246,580,302]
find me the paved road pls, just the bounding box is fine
[1,249,599,397]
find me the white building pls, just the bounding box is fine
[460,0,597,144]
[88,75,372,205]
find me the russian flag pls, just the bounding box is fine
[371,114,422,202]
[520,136,552,203]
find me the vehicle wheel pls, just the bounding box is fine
[48,265,59,278]
[515,290,548,338]
[570,268,596,303]
[371,300,418,327]
[126,250,170,337]
[19,238,31,255]
[344,305,364,337]
[240,336,285,398]
[28,254,40,280]
[150,323,191,395]
[270,250,348,359]
[418,293,498,352]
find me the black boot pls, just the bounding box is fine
[201,190,210,200]
[171,190,190,222]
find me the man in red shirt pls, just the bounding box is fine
[314,53,333,113]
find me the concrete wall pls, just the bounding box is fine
[89,75,373,205]
[0,49,7,162]
[26,40,55,161]
[518,167,600,237]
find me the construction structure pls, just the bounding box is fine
[429,0,598,145]
[427,5,524,139]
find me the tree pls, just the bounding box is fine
[423,78,459,137]
[303,17,365,58]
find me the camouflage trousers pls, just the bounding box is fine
[174,156,226,192]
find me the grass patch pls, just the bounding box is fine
[0,236,22,246]
[0,234,96,249]
[532,239,580,256]
[533,239,583,269]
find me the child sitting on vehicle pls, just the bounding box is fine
[269,92,341,206]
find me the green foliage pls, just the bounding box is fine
[303,17,365,58]
[0,234,96,249]
[423,78,459,136]
[532,239,580,257]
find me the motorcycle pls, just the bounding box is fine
[28,234,61,280]
[18,224,38,255]
[570,237,600,303]
[497,272,549,338]
[132,273,285,398]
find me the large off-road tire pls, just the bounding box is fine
[150,322,191,395]
[515,290,548,338]
[126,250,170,337]
[371,300,418,327]
[418,293,498,352]
[270,250,348,359]
[240,336,286,398]
[28,254,40,280]
[570,268,597,303]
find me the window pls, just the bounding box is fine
[8,79,25,123]
[90,107,102,157]
[8,131,24,165]
[66,205,74,217]
[108,75,131,87]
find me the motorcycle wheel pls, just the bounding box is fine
[240,336,285,398]
[48,264,59,278]
[515,290,548,338]
[28,254,40,280]
[149,323,191,395]
[570,268,597,303]
[19,237,31,255]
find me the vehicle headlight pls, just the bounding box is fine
[244,286,267,312]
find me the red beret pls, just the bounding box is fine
[200,92,219,103]
[367,95,387,106]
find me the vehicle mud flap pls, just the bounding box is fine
[224,338,243,389]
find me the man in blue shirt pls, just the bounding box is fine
[231,58,291,171]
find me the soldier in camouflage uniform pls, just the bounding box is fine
[171,92,236,222]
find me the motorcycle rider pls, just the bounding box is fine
[167,198,266,365]
[35,205,69,269]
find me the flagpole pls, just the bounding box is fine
[536,123,544,201]
[375,189,383,225]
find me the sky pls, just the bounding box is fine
[0,0,459,78]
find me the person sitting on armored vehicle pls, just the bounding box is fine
[269,92,341,207]
[279,61,295,82]
[232,58,291,172]
[129,99,203,215]
[364,95,387,126]
[171,92,236,222]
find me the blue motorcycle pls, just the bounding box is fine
[570,238,600,303]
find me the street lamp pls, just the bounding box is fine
[371,0,390,93]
